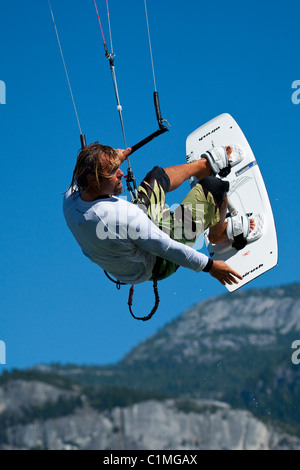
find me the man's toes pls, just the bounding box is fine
[249,218,255,232]
[225,146,232,157]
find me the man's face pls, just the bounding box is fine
[107,166,124,195]
[99,154,124,196]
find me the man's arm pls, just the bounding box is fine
[128,204,242,285]
[117,151,242,287]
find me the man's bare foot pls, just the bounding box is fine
[209,217,256,245]
[225,145,232,159]
[249,218,255,232]
[193,145,233,179]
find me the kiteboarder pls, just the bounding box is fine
[63,143,245,287]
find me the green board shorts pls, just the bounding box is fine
[137,166,229,281]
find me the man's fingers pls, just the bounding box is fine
[116,148,132,162]
[227,275,239,285]
[224,269,243,285]
[209,260,243,286]
[231,269,243,281]
[226,271,242,285]
[123,147,132,159]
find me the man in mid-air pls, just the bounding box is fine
[63,143,257,286]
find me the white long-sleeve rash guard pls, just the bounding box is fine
[63,189,210,284]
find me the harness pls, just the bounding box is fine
[103,271,160,322]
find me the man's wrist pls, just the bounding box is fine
[203,258,214,273]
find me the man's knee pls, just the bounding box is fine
[142,166,170,193]
[197,176,229,207]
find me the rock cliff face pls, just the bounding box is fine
[1,283,300,450]
[0,379,75,415]
[122,286,300,366]
[1,389,299,450]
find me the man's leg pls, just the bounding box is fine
[163,146,233,192]
[208,200,256,244]
[176,176,230,247]
[207,196,228,244]
[182,177,255,246]
[163,158,211,192]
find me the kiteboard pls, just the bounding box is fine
[186,113,278,292]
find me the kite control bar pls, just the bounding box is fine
[79,91,169,157]
[129,91,170,155]
[124,90,170,200]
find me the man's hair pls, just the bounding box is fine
[68,142,120,195]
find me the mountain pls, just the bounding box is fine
[0,282,300,450]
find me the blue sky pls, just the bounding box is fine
[0,0,299,370]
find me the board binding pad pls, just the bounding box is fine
[186,113,278,292]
